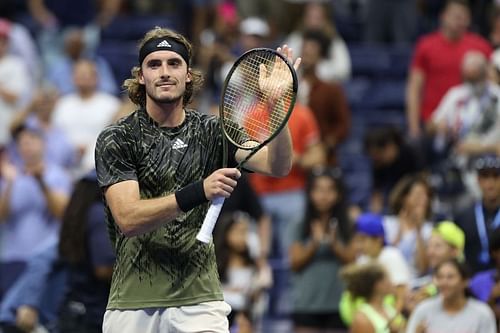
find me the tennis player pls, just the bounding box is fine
[95,27,300,333]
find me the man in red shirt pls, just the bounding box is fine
[406,0,492,139]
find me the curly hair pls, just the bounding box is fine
[123,27,204,107]
[340,263,387,300]
[388,173,433,217]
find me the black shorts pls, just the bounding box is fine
[291,311,347,329]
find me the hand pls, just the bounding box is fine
[24,161,45,180]
[203,168,241,200]
[1,159,17,182]
[16,305,39,333]
[311,220,326,244]
[259,45,301,103]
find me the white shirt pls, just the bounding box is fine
[358,246,411,286]
[52,92,120,173]
[432,82,500,145]
[0,55,30,144]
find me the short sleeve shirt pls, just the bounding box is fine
[95,108,238,309]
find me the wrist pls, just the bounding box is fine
[175,180,208,212]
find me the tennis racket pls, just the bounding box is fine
[196,47,298,243]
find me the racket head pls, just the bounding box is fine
[219,48,298,150]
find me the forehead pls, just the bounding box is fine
[142,50,187,66]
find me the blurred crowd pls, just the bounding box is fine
[0,0,500,332]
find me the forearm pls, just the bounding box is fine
[415,232,429,275]
[258,215,271,259]
[406,71,424,136]
[37,179,68,219]
[289,241,319,272]
[266,126,293,177]
[109,193,182,237]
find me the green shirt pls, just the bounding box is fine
[95,109,238,309]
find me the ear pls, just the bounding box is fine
[186,69,192,83]
[138,69,145,85]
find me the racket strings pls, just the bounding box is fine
[222,51,295,144]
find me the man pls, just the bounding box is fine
[455,154,500,274]
[52,58,120,177]
[406,0,492,139]
[94,27,300,333]
[430,51,500,160]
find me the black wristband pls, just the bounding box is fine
[175,180,208,212]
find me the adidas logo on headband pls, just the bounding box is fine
[157,40,172,48]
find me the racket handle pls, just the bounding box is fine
[196,197,226,243]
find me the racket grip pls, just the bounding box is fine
[196,197,226,243]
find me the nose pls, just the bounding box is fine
[159,61,169,78]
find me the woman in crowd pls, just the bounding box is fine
[288,167,355,332]
[406,258,496,333]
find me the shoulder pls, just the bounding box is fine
[96,113,138,146]
[414,31,441,49]
[186,109,220,133]
[467,298,495,315]
[351,310,375,333]
[413,296,440,314]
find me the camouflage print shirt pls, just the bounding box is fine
[94,108,237,309]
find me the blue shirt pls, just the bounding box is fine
[0,164,72,262]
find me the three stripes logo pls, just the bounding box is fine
[157,40,172,48]
[172,138,188,150]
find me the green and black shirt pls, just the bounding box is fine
[95,108,238,309]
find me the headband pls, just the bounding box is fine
[138,37,190,67]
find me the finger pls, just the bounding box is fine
[219,177,237,188]
[220,168,241,179]
[259,63,268,79]
[293,57,302,71]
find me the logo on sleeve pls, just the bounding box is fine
[172,138,188,150]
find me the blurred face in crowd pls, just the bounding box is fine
[226,215,249,254]
[17,130,44,165]
[434,261,467,302]
[357,233,383,258]
[73,60,99,97]
[300,38,322,72]
[426,234,457,270]
[302,2,328,30]
[367,142,399,167]
[310,175,339,214]
[64,29,85,60]
[373,271,393,298]
[402,182,430,221]
[32,88,58,121]
[478,169,500,206]
[441,3,470,39]
[461,52,487,86]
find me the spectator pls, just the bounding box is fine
[46,27,118,96]
[341,262,405,333]
[363,127,424,213]
[429,51,500,163]
[406,221,465,314]
[0,170,114,333]
[383,174,434,278]
[354,213,411,313]
[285,2,352,82]
[363,0,417,44]
[469,228,500,325]
[406,258,496,333]
[406,0,492,139]
[455,154,500,274]
[7,85,77,170]
[51,59,120,177]
[0,124,71,301]
[298,29,350,166]
[213,212,271,330]
[0,19,30,147]
[288,167,355,333]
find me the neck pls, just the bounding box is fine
[483,197,500,211]
[441,28,462,41]
[78,90,95,100]
[443,294,467,313]
[146,98,185,127]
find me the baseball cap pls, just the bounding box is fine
[473,154,500,172]
[432,221,465,252]
[239,17,270,37]
[355,213,386,240]
[0,19,11,38]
